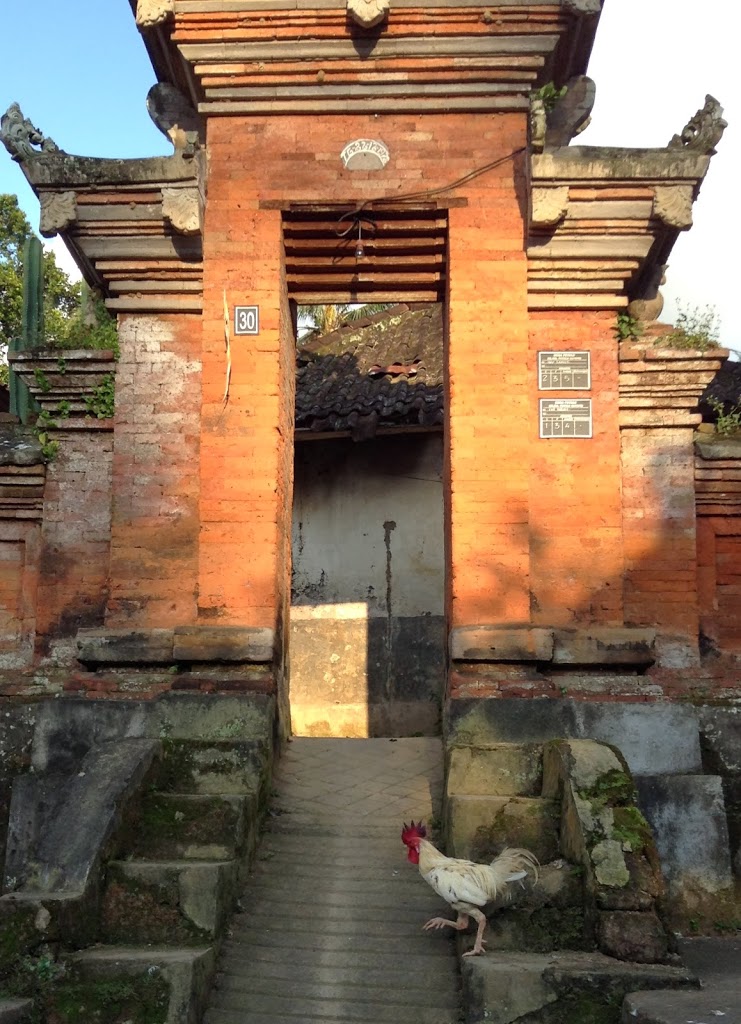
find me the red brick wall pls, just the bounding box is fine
[528,311,622,626]
[201,111,528,638]
[34,431,113,655]
[106,314,201,627]
[697,517,741,653]
[0,523,39,668]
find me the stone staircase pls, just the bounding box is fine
[204,737,461,1024]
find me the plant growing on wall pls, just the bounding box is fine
[662,304,721,351]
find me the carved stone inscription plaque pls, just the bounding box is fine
[540,398,592,438]
[538,351,591,390]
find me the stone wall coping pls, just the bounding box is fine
[533,147,710,183]
[20,152,200,189]
[619,345,729,363]
[695,436,741,459]
[77,626,276,665]
[449,625,656,666]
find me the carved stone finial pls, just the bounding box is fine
[627,265,667,324]
[39,192,77,238]
[668,95,727,155]
[0,103,60,162]
[531,186,570,228]
[136,0,174,28]
[545,76,596,147]
[653,184,695,231]
[529,97,547,153]
[162,186,201,236]
[562,0,602,13]
[147,84,202,153]
[347,0,390,29]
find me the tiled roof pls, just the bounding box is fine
[295,304,444,440]
[701,358,741,418]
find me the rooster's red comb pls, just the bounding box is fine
[401,820,427,845]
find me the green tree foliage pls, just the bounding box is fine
[298,303,392,341]
[0,193,81,377]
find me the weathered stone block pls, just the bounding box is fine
[446,794,560,865]
[552,627,656,666]
[76,628,174,665]
[172,626,274,663]
[0,999,33,1023]
[461,950,697,1024]
[447,744,543,798]
[446,698,702,775]
[449,626,554,662]
[597,910,669,963]
[636,774,734,895]
[699,706,741,775]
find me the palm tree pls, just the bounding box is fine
[298,303,391,340]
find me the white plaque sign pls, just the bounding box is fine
[540,398,593,439]
[340,139,390,171]
[234,306,259,335]
[538,351,591,390]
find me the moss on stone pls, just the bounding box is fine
[611,806,652,853]
[46,973,170,1024]
[100,873,208,947]
[0,905,39,979]
[579,770,636,811]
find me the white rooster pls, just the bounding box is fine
[401,820,539,956]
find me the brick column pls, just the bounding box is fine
[199,203,295,641]
[619,344,726,667]
[447,163,530,630]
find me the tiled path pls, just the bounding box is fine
[204,737,461,1024]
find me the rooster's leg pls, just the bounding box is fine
[423,912,469,933]
[462,908,488,957]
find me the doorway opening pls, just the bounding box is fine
[283,206,449,737]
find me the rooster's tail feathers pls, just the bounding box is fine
[489,847,539,886]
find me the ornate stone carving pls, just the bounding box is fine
[653,184,694,230]
[668,95,727,155]
[347,0,390,29]
[529,97,547,153]
[147,84,202,153]
[531,185,569,228]
[136,0,174,28]
[39,191,77,238]
[545,76,596,147]
[0,103,59,162]
[162,186,201,236]
[562,0,602,13]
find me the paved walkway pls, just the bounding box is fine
[204,737,461,1024]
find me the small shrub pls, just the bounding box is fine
[534,82,567,113]
[662,304,721,351]
[614,312,643,342]
[85,373,115,419]
[707,396,741,436]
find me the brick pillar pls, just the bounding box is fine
[199,205,295,640]
[106,314,201,627]
[619,345,726,667]
[447,180,530,630]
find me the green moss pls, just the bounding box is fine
[611,806,652,853]
[47,973,169,1024]
[579,770,636,811]
[0,905,39,978]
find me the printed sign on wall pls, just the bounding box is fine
[538,351,591,390]
[540,398,593,438]
[234,306,260,335]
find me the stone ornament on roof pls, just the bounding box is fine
[652,184,695,231]
[161,186,201,236]
[1,103,60,162]
[347,0,390,30]
[668,95,727,155]
[39,192,77,238]
[529,97,547,153]
[136,0,174,29]
[531,185,569,228]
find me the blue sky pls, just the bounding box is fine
[1,0,738,349]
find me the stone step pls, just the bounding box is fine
[126,792,254,861]
[0,1000,33,1023]
[446,742,544,798]
[218,941,456,973]
[205,1008,457,1024]
[228,912,450,942]
[156,739,270,798]
[213,961,457,994]
[238,884,439,914]
[445,794,560,865]
[102,859,238,944]
[206,988,459,1022]
[70,945,216,1024]
[222,927,451,955]
[460,950,698,1024]
[621,982,739,1024]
